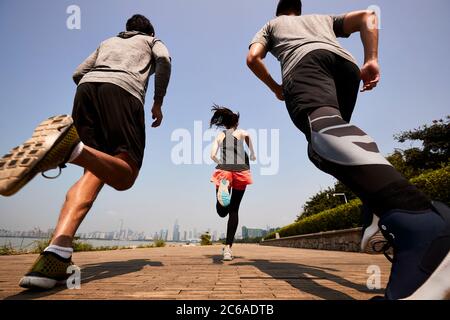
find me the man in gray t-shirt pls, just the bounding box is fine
[250,14,357,84]
[247,0,450,301]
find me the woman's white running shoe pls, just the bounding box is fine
[223,245,233,261]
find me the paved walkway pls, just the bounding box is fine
[0,244,390,300]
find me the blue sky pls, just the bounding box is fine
[0,0,449,237]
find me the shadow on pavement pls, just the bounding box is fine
[232,259,384,300]
[5,259,163,300]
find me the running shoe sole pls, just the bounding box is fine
[0,115,79,196]
[217,179,231,207]
[19,276,66,290]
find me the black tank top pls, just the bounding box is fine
[215,129,250,172]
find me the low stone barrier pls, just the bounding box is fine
[260,227,363,252]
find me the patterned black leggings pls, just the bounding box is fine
[296,106,430,216]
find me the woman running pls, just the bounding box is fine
[210,105,256,261]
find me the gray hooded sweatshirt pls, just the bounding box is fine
[73,31,171,105]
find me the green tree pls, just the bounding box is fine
[297,181,357,221]
[391,116,450,174]
[386,150,418,179]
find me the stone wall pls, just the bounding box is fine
[260,227,363,252]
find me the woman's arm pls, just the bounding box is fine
[210,134,221,164]
[243,132,256,161]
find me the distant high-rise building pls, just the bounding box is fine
[173,220,180,242]
[242,226,266,239]
[212,230,218,241]
[193,228,197,239]
[189,230,193,239]
[242,226,248,239]
[183,230,187,241]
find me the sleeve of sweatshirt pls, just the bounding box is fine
[151,40,172,101]
[72,48,99,85]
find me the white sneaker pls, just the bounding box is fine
[223,245,233,261]
[361,213,389,254]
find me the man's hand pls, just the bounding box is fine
[272,84,285,101]
[247,43,284,102]
[341,10,380,92]
[151,100,163,128]
[360,59,380,92]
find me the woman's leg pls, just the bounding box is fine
[225,188,246,247]
[216,188,229,218]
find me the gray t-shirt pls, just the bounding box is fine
[250,14,357,82]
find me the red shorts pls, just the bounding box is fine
[211,169,253,190]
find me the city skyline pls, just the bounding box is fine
[0,219,277,241]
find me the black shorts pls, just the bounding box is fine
[72,82,146,168]
[283,49,361,126]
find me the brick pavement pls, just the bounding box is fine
[0,244,390,300]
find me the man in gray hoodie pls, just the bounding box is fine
[0,14,171,289]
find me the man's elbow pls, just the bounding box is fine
[360,10,377,30]
[156,55,172,66]
[246,53,259,68]
[72,73,81,85]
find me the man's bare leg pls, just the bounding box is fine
[50,170,104,248]
[51,149,140,246]
[70,146,139,191]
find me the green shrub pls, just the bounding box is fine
[31,238,51,253]
[411,165,450,205]
[0,243,17,255]
[154,239,166,247]
[137,243,155,249]
[265,199,362,240]
[265,165,449,240]
[200,233,212,246]
[73,241,94,252]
